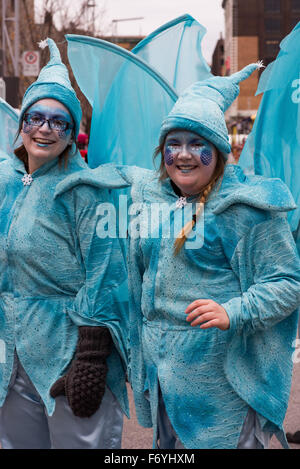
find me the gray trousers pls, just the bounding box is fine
[157,388,271,449]
[0,354,123,449]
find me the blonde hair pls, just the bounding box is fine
[173,165,223,255]
[153,135,225,255]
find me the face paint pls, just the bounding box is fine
[163,130,218,197]
[200,147,213,166]
[164,146,175,166]
[57,128,71,139]
[23,122,33,134]
[164,134,214,168]
[24,104,73,141]
[20,98,75,175]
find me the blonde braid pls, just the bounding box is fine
[173,183,213,256]
[173,154,225,256]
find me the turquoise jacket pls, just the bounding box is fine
[81,162,299,449]
[0,152,129,417]
[48,162,300,448]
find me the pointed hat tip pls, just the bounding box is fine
[38,39,49,50]
[38,38,62,64]
[231,61,264,84]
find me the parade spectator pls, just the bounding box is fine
[77,132,88,162]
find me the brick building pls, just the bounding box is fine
[211,33,225,76]
[221,0,300,119]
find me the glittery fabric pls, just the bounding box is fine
[159,64,260,155]
[101,163,300,449]
[0,152,129,417]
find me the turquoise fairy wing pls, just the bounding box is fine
[239,22,300,252]
[0,98,19,160]
[67,34,178,169]
[132,14,212,94]
[66,15,211,169]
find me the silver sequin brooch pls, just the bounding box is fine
[22,174,33,186]
[176,196,187,209]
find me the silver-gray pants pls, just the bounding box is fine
[0,354,123,449]
[157,388,271,449]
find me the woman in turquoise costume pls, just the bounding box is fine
[113,63,300,449]
[67,58,300,448]
[0,38,129,449]
[53,18,300,448]
[55,15,300,448]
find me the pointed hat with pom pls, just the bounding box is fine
[159,62,263,156]
[20,38,82,137]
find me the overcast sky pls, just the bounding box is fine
[35,0,225,64]
[100,0,224,64]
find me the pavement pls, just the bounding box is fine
[122,361,300,450]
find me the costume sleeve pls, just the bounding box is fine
[127,229,153,427]
[67,187,128,365]
[221,212,300,336]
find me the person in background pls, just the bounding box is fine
[77,132,88,162]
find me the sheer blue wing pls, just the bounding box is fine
[0,98,19,160]
[239,23,300,252]
[132,14,212,94]
[66,15,211,169]
[66,34,178,319]
[67,34,178,169]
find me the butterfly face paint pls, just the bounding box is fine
[164,146,174,166]
[163,130,218,197]
[164,132,214,167]
[200,148,213,166]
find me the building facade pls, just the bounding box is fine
[1,0,36,106]
[211,33,225,76]
[222,0,300,119]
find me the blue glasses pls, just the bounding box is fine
[24,113,74,132]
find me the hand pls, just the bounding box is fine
[185,299,230,331]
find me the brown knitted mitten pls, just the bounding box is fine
[50,326,112,418]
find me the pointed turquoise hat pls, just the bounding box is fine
[159,63,262,156]
[20,38,82,137]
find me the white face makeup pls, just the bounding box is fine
[21,98,74,174]
[163,130,218,197]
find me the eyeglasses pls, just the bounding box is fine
[24,113,74,132]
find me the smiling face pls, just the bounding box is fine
[163,130,218,197]
[21,98,74,173]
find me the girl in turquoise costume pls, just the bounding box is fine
[114,63,300,449]
[60,17,300,449]
[0,39,129,449]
